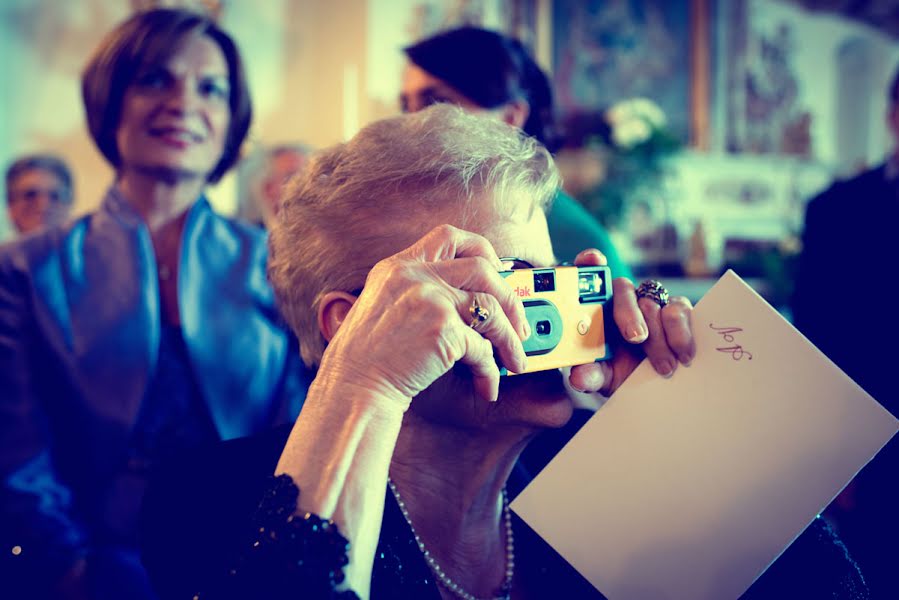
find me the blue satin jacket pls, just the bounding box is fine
[0,188,308,588]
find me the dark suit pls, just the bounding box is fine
[793,163,898,410]
[0,188,309,596]
[793,162,899,598]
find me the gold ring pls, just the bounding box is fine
[469,297,490,329]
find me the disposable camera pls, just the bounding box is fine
[499,265,613,375]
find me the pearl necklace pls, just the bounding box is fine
[387,478,515,600]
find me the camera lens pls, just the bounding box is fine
[535,320,551,336]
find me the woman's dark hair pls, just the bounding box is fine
[404,26,560,152]
[81,8,252,183]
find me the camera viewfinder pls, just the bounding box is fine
[578,272,602,295]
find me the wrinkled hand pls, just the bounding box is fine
[318,225,529,410]
[568,249,695,396]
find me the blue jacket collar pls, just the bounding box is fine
[62,187,289,439]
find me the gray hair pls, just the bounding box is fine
[269,104,561,367]
[5,154,74,204]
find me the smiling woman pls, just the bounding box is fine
[0,8,308,599]
[114,35,231,183]
[81,8,250,187]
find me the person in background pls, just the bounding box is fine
[0,9,307,599]
[400,26,632,276]
[792,64,899,599]
[239,144,311,228]
[5,154,74,236]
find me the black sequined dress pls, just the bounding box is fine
[141,411,870,599]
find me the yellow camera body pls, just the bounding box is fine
[499,265,612,375]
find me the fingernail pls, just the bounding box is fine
[626,324,648,343]
[658,361,675,378]
[501,261,516,271]
[521,320,531,340]
[682,360,692,368]
[585,369,605,390]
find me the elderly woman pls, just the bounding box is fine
[0,9,307,599]
[142,106,867,599]
[400,26,631,275]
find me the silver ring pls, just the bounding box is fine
[635,280,670,308]
[469,297,490,329]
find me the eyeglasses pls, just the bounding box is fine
[9,187,71,205]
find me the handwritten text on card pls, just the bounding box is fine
[710,324,753,361]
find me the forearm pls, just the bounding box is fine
[274,368,406,599]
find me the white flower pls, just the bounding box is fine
[604,97,669,149]
[606,97,667,128]
[612,117,652,149]
[606,101,634,127]
[629,97,667,128]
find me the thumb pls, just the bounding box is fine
[568,362,613,395]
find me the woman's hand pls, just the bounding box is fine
[319,224,530,410]
[277,225,530,597]
[568,249,695,396]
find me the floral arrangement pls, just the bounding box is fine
[580,97,681,227]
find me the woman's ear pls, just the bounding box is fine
[317,291,358,342]
[500,99,531,130]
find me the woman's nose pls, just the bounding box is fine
[162,79,198,112]
[24,191,51,214]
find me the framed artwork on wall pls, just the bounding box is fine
[550,0,714,149]
[716,0,898,165]
[720,0,813,157]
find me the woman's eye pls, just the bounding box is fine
[134,70,170,90]
[199,79,229,100]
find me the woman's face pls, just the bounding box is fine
[400,62,530,133]
[400,62,487,114]
[6,167,71,234]
[115,34,230,180]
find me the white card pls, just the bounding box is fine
[511,270,898,600]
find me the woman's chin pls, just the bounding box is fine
[410,367,575,432]
[128,161,209,182]
[496,368,575,429]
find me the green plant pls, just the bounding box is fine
[579,98,681,228]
